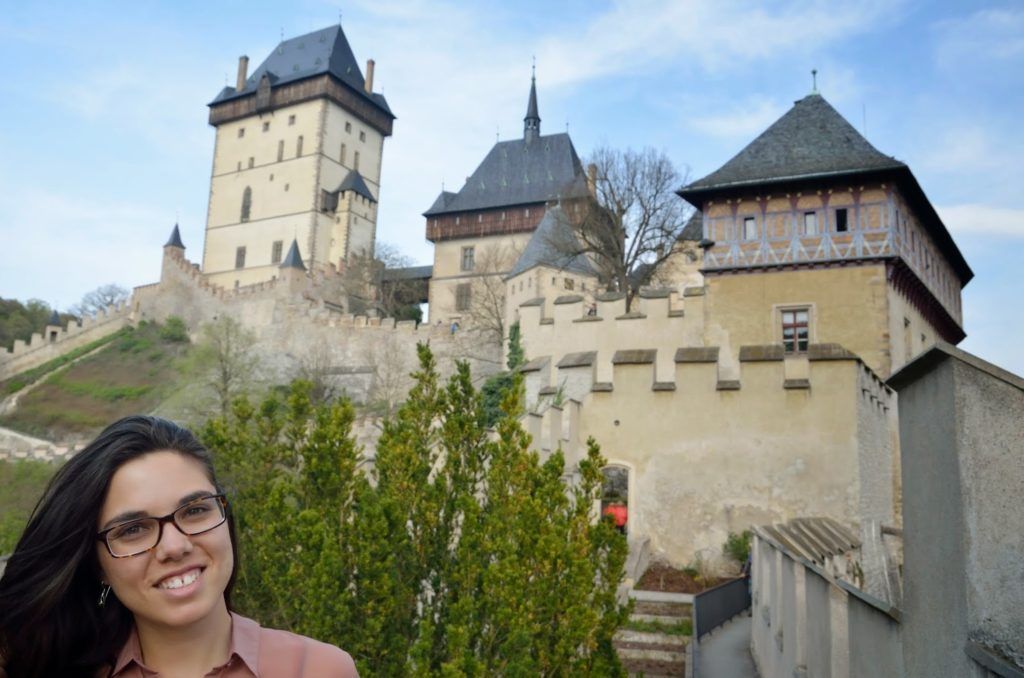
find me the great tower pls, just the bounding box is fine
[202,25,394,288]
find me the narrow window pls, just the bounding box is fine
[803,211,818,235]
[501,211,506,220]
[296,136,304,156]
[237,127,245,138]
[288,114,296,126]
[236,161,241,172]
[340,143,347,164]
[240,186,252,222]
[455,283,471,311]
[525,208,530,217]
[262,121,270,132]
[743,216,757,240]
[564,278,574,291]
[248,157,254,169]
[781,309,810,354]
[277,140,284,162]
[461,246,475,272]
[455,216,460,225]
[359,130,366,142]
[835,208,849,232]
[354,150,360,170]
[235,246,246,269]
[345,121,352,133]
[477,214,483,223]
[271,240,283,264]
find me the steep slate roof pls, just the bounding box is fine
[335,170,376,202]
[423,133,588,216]
[425,190,457,213]
[507,205,596,279]
[683,94,905,193]
[48,310,61,326]
[679,93,973,283]
[279,239,306,270]
[210,25,392,118]
[679,211,703,241]
[164,223,185,249]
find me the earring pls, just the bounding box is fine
[99,584,111,608]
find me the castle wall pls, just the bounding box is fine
[0,304,131,381]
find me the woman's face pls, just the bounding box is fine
[96,451,233,630]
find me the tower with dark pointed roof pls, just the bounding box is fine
[201,24,394,290]
[422,74,591,325]
[677,92,971,377]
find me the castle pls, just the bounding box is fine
[0,25,972,576]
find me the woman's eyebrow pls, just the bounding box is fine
[99,490,216,531]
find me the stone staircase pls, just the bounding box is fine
[615,591,692,677]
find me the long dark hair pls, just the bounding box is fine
[0,416,238,677]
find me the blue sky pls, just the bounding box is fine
[1,1,1022,374]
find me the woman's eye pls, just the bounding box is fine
[112,522,151,541]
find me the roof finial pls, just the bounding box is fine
[811,68,818,94]
[531,55,536,81]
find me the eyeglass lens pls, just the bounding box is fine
[105,496,225,557]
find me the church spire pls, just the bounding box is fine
[524,64,540,143]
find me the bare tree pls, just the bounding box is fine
[458,242,522,347]
[564,147,692,311]
[295,341,340,405]
[70,283,130,317]
[329,242,422,320]
[361,333,410,418]
[189,316,260,418]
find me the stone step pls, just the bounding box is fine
[616,646,685,663]
[630,612,688,625]
[615,639,688,654]
[620,655,686,677]
[633,599,692,617]
[630,589,694,604]
[614,629,687,646]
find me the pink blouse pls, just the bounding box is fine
[110,612,358,677]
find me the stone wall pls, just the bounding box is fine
[0,303,132,381]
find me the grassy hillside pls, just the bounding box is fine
[0,459,56,554]
[0,321,192,441]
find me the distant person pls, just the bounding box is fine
[602,502,628,535]
[450,320,460,335]
[0,415,358,677]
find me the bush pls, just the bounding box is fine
[159,316,189,342]
[724,530,753,564]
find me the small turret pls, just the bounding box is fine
[279,238,307,292]
[45,309,62,343]
[524,68,540,143]
[164,223,186,250]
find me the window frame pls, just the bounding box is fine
[460,246,475,272]
[271,240,283,265]
[779,306,811,354]
[455,283,471,311]
[235,246,247,270]
[742,216,757,241]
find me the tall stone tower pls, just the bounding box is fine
[202,25,394,288]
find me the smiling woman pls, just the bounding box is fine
[0,416,358,678]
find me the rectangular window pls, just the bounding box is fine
[455,283,471,311]
[235,246,246,269]
[354,151,360,170]
[277,140,284,162]
[237,127,245,138]
[247,157,254,169]
[781,309,810,354]
[271,240,283,264]
[743,216,757,240]
[340,143,347,164]
[359,130,366,142]
[803,211,818,235]
[524,208,530,217]
[296,136,304,157]
[288,115,296,126]
[262,121,270,132]
[461,246,475,271]
[835,208,849,232]
[345,121,352,133]
[564,278,575,291]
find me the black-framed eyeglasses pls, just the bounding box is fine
[96,494,229,558]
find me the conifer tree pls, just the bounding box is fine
[202,344,629,675]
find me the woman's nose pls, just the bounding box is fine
[155,521,193,559]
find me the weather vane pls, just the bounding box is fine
[811,69,818,94]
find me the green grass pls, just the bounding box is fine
[0,459,59,554]
[0,322,192,441]
[624,618,693,636]
[1,328,130,395]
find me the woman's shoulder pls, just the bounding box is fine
[244,616,357,676]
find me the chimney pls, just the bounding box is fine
[236,55,249,91]
[586,163,598,197]
[364,59,375,94]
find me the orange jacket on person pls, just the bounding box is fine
[603,503,628,528]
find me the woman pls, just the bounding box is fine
[0,415,358,677]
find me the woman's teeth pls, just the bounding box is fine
[159,569,200,590]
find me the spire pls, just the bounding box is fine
[524,63,540,143]
[279,239,306,270]
[48,309,61,326]
[164,223,185,249]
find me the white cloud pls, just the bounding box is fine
[938,204,1024,239]
[689,98,786,139]
[934,8,1024,65]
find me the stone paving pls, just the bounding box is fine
[696,613,759,677]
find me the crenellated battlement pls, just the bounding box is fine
[0,302,133,381]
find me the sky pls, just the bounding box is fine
[1,0,1022,375]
